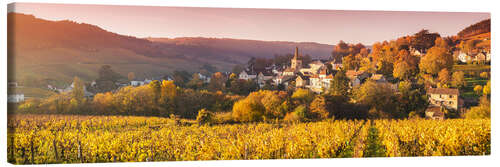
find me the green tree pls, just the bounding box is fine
[329,70,350,96]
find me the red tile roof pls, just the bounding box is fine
[427,88,459,95]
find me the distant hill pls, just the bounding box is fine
[458,19,490,39]
[8,13,334,85]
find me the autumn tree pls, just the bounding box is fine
[451,71,465,88]
[353,80,397,118]
[438,68,451,87]
[410,29,440,53]
[187,73,204,89]
[474,85,483,96]
[483,80,490,96]
[196,108,214,125]
[465,96,490,119]
[291,88,315,105]
[393,50,418,80]
[208,72,226,92]
[419,46,453,75]
[309,95,330,120]
[127,72,135,81]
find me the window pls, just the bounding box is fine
[449,95,453,98]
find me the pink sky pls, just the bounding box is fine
[8,3,490,45]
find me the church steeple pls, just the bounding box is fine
[291,46,302,71]
[294,47,299,59]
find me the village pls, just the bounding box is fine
[8,43,490,120]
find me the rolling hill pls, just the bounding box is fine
[8,13,334,86]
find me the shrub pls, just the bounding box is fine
[196,109,214,125]
[474,85,483,96]
[479,72,489,79]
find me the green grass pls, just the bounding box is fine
[461,77,488,99]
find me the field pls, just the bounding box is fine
[7,114,490,164]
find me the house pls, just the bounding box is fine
[300,60,324,75]
[61,82,95,98]
[426,88,460,110]
[330,59,343,70]
[309,73,334,93]
[8,94,24,103]
[425,106,445,120]
[295,75,309,88]
[257,71,274,88]
[475,52,486,62]
[346,70,369,88]
[239,70,257,80]
[274,75,296,88]
[131,80,145,86]
[282,68,296,76]
[486,52,491,62]
[197,73,211,83]
[370,74,386,83]
[457,52,470,63]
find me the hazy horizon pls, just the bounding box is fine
[8,3,490,45]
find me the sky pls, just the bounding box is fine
[8,3,490,45]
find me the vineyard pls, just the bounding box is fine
[7,114,490,164]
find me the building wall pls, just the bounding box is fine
[429,93,459,110]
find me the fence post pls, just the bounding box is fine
[53,139,59,162]
[10,136,14,161]
[30,140,34,164]
[78,140,84,163]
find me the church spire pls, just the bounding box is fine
[294,47,299,59]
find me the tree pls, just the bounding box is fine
[187,73,204,89]
[127,72,135,81]
[438,68,451,86]
[419,46,453,75]
[474,85,483,96]
[480,72,489,79]
[465,96,490,119]
[393,50,418,80]
[196,108,214,125]
[329,70,350,96]
[353,80,397,118]
[342,54,359,71]
[98,65,121,82]
[208,72,226,92]
[232,94,265,122]
[71,77,85,104]
[483,80,490,96]
[284,105,308,122]
[309,95,330,120]
[291,88,315,105]
[410,29,440,52]
[451,71,465,88]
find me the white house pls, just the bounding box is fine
[131,80,145,86]
[8,94,24,103]
[239,70,257,80]
[458,52,472,63]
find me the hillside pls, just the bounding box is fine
[7,13,334,86]
[457,19,490,39]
